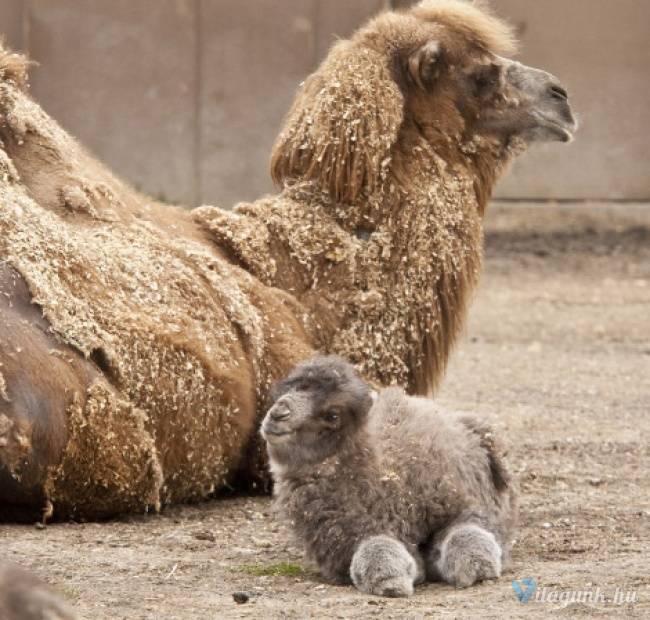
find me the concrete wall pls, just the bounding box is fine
[1,0,648,205]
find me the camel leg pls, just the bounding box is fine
[428,522,502,588]
[350,535,423,597]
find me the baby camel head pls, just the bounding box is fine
[261,356,373,467]
[271,0,577,205]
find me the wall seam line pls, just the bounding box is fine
[193,0,203,206]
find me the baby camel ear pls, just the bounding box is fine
[271,42,404,204]
[407,40,442,90]
[350,387,374,424]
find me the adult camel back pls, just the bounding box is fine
[0,0,576,521]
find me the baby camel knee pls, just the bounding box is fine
[350,535,421,598]
[436,524,502,588]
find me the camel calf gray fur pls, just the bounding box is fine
[261,356,517,597]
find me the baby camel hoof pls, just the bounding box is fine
[450,555,500,589]
[350,535,419,598]
[372,577,414,598]
[437,524,502,588]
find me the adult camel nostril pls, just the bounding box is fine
[549,84,568,101]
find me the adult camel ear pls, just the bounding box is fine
[407,40,442,90]
[270,41,404,204]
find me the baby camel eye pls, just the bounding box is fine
[322,408,341,423]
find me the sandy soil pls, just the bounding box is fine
[2,202,649,619]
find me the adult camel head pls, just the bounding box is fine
[271,0,576,211]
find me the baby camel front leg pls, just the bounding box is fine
[429,523,503,588]
[350,535,423,597]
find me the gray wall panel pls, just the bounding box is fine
[1,1,646,204]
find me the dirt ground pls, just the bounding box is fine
[2,202,649,619]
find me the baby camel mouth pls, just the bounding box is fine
[261,425,293,440]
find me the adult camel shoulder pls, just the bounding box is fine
[0,0,576,520]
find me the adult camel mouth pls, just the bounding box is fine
[534,112,578,143]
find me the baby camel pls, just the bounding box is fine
[261,356,517,597]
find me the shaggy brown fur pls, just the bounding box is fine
[0,54,313,519]
[261,356,517,594]
[0,0,574,519]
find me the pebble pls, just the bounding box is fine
[232,591,250,604]
[251,537,272,548]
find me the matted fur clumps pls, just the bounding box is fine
[271,43,404,205]
[0,45,313,518]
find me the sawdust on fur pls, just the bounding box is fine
[0,369,9,403]
[0,56,313,517]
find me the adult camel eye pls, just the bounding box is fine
[472,63,500,96]
[475,74,491,90]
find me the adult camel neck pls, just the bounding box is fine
[281,127,520,228]
[193,135,519,393]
